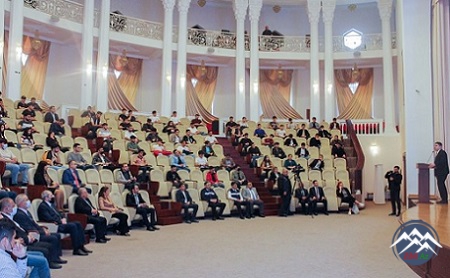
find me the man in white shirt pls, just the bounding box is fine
[124,125,137,141]
[0,139,29,186]
[204,131,218,145]
[227,182,251,219]
[195,151,209,170]
[188,123,200,135]
[275,125,287,138]
[0,218,28,278]
[149,110,161,124]
[170,111,180,125]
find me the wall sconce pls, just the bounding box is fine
[327,84,333,94]
[180,74,186,89]
[370,144,379,156]
[277,64,283,80]
[273,5,281,13]
[102,65,108,79]
[31,30,42,50]
[239,80,244,94]
[86,62,93,75]
[197,0,206,7]
[313,82,319,94]
[200,60,206,76]
[253,82,258,94]
[15,46,22,60]
[119,49,128,67]
[166,73,171,82]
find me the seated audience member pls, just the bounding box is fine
[242,182,265,217]
[22,105,36,121]
[231,166,247,188]
[119,119,132,131]
[0,139,29,186]
[182,130,196,144]
[309,180,328,215]
[128,110,139,123]
[62,160,89,194]
[239,117,249,131]
[205,167,225,188]
[162,121,177,134]
[170,111,180,125]
[239,133,252,155]
[166,165,184,188]
[295,143,310,159]
[149,110,161,124]
[232,125,242,146]
[43,145,65,170]
[275,125,287,138]
[49,119,66,136]
[145,130,162,143]
[17,114,36,132]
[17,95,28,109]
[176,140,194,156]
[260,155,274,180]
[27,97,42,111]
[195,151,209,171]
[269,116,279,130]
[74,188,109,243]
[284,134,298,148]
[253,123,267,139]
[190,114,203,128]
[221,154,236,171]
[318,126,332,139]
[336,181,360,215]
[152,140,172,156]
[126,136,140,154]
[286,118,297,130]
[67,143,95,170]
[175,183,199,224]
[170,150,190,172]
[330,135,343,146]
[332,142,347,158]
[0,188,16,201]
[98,186,130,236]
[309,133,322,148]
[116,164,137,191]
[142,119,157,133]
[329,118,340,130]
[296,123,310,139]
[268,167,280,186]
[0,98,8,118]
[200,181,226,220]
[262,134,275,148]
[92,147,116,171]
[187,123,200,135]
[131,150,152,183]
[14,194,67,264]
[204,130,218,145]
[225,116,238,137]
[80,106,95,118]
[283,154,298,171]
[20,128,42,150]
[126,185,159,231]
[309,155,324,171]
[295,182,310,215]
[118,108,128,122]
[44,106,59,123]
[309,117,320,129]
[201,141,215,158]
[124,125,137,141]
[0,218,29,277]
[227,182,250,219]
[247,143,261,168]
[46,131,67,152]
[87,111,102,138]
[34,161,65,211]
[169,129,182,144]
[271,142,287,159]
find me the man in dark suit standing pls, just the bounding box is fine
[126,185,159,231]
[277,169,292,217]
[309,180,328,215]
[38,190,91,256]
[430,141,449,204]
[74,188,109,243]
[175,183,199,223]
[385,166,403,216]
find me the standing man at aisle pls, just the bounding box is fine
[277,169,292,217]
[429,142,449,204]
[385,166,402,216]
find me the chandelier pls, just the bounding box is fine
[31,30,42,50]
[273,5,281,13]
[277,64,283,79]
[200,60,206,76]
[197,0,206,7]
[351,63,360,80]
[119,49,128,67]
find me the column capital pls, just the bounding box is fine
[162,0,176,12]
[377,0,393,21]
[248,0,262,22]
[177,0,191,14]
[233,0,248,21]
[322,0,336,24]
[307,0,321,24]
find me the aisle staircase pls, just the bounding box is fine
[217,138,280,216]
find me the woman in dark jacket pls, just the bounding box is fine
[336,181,360,215]
[34,160,65,211]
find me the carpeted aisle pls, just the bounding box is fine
[52,202,417,278]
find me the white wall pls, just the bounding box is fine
[135,58,163,113]
[212,65,236,118]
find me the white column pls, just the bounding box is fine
[322,0,336,121]
[233,0,248,120]
[248,0,262,122]
[80,0,95,109]
[0,0,5,92]
[175,0,191,117]
[6,0,24,101]
[377,0,396,134]
[307,0,321,120]
[95,0,111,112]
[161,0,176,116]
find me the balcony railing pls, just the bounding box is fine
[108,13,163,40]
[187,28,237,50]
[24,0,84,24]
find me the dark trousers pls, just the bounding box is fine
[436,175,448,203]
[233,200,250,217]
[208,202,225,219]
[58,222,85,250]
[28,241,56,263]
[181,203,199,221]
[389,188,401,214]
[87,215,107,240]
[112,212,130,234]
[310,199,328,214]
[136,207,156,227]
[279,194,291,216]
[40,234,62,257]
[248,200,265,216]
[299,199,310,215]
